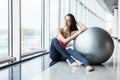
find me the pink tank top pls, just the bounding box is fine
[56,27,70,48]
[57,37,67,48]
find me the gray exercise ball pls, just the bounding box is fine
[74,27,114,65]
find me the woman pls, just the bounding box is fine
[49,13,93,72]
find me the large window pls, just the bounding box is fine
[21,0,42,53]
[0,0,8,58]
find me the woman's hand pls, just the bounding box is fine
[76,21,87,31]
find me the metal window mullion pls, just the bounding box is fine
[44,0,50,51]
[8,0,13,57]
[58,0,61,26]
[49,0,50,50]
[12,0,21,61]
[41,0,45,49]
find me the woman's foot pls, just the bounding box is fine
[71,62,79,67]
[86,65,93,72]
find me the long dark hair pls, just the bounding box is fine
[65,13,78,31]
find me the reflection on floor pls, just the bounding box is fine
[0,54,50,80]
[0,52,120,80]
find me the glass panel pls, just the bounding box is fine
[21,0,42,53]
[60,0,65,26]
[0,0,8,58]
[50,0,59,38]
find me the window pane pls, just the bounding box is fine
[0,0,8,57]
[50,0,59,38]
[21,0,42,53]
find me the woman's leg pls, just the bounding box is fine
[50,38,62,61]
[49,38,63,66]
[66,48,90,67]
[67,48,93,71]
[51,38,75,64]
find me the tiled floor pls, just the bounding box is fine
[33,61,116,80]
[0,40,120,80]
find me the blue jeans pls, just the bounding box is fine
[50,38,90,66]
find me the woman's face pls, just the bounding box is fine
[64,16,72,27]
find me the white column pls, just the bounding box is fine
[113,9,118,38]
[117,0,120,79]
[112,8,118,69]
[113,39,118,69]
[117,42,120,80]
[118,0,120,40]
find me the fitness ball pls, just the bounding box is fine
[74,27,114,64]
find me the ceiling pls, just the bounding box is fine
[97,0,118,15]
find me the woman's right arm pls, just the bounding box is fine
[56,28,81,44]
[76,21,87,32]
